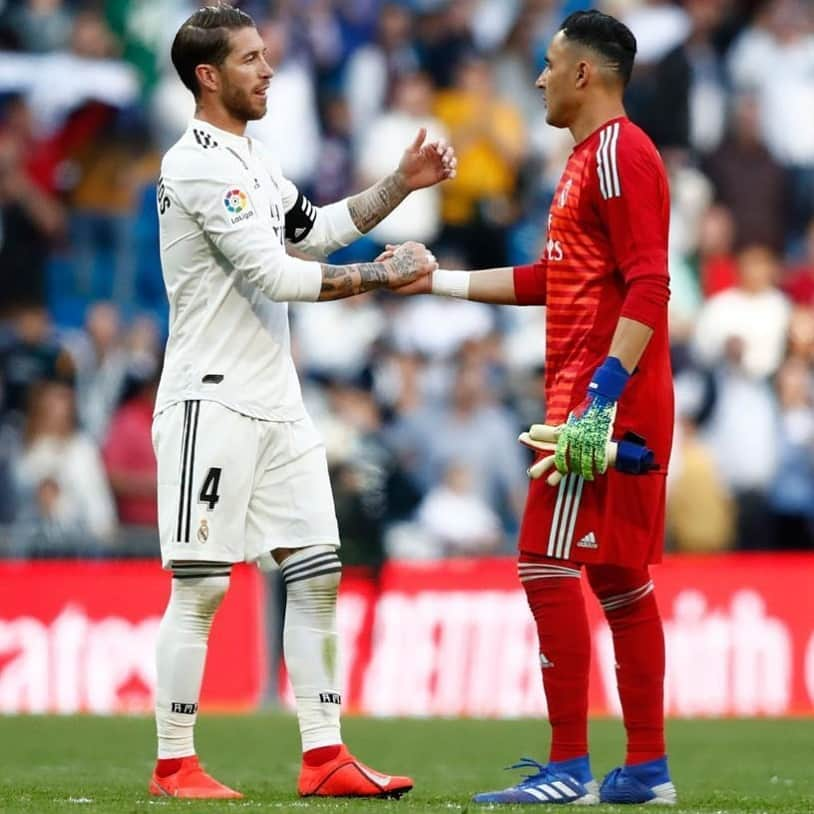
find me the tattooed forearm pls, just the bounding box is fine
[347,172,409,234]
[357,263,390,291]
[319,261,391,300]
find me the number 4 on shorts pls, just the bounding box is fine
[199,467,222,510]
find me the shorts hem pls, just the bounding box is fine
[249,536,341,561]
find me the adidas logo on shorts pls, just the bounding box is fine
[576,532,598,549]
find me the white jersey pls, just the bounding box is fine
[155,118,360,421]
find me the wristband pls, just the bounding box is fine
[431,269,470,299]
[589,356,630,402]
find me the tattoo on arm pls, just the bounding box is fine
[389,251,414,284]
[319,261,392,300]
[347,172,409,233]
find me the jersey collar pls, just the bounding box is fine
[189,117,252,154]
[572,115,628,151]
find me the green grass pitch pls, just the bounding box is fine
[0,714,812,813]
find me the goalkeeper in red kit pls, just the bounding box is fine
[386,10,676,807]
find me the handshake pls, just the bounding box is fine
[375,243,437,296]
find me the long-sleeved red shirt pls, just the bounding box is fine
[514,117,674,464]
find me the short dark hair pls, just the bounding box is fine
[171,4,256,98]
[560,10,637,86]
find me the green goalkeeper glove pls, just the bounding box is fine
[553,357,630,481]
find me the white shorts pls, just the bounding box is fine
[152,401,340,569]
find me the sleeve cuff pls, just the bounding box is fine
[513,263,546,305]
[332,200,363,246]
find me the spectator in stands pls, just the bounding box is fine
[0,306,73,425]
[694,204,738,297]
[65,302,129,442]
[434,55,526,268]
[292,293,385,383]
[318,381,420,566]
[416,461,503,557]
[703,92,789,253]
[414,0,476,90]
[387,357,526,527]
[1,9,139,137]
[12,380,116,553]
[311,95,354,207]
[783,217,814,306]
[102,365,158,528]
[693,244,791,380]
[69,109,158,304]
[4,0,73,53]
[767,357,814,549]
[0,131,65,310]
[683,0,729,154]
[727,0,814,236]
[344,2,420,140]
[358,72,447,251]
[702,336,779,550]
[247,18,321,189]
[623,0,691,150]
[667,416,735,554]
[786,306,814,365]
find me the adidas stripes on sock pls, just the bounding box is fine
[281,545,344,752]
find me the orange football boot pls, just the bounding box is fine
[298,745,413,798]
[149,755,243,799]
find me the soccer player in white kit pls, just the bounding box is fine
[148,4,456,800]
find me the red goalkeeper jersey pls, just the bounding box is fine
[514,116,674,467]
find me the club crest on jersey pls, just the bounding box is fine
[223,188,254,223]
[197,518,209,543]
[558,178,573,208]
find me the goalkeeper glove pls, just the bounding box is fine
[554,356,630,481]
[520,425,655,485]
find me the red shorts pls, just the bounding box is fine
[518,469,666,567]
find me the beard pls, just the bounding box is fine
[222,80,266,122]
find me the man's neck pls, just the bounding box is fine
[569,99,627,145]
[194,104,247,137]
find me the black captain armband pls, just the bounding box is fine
[285,191,317,243]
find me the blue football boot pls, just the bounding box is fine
[472,756,599,805]
[599,756,677,805]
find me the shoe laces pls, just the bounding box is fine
[601,766,625,787]
[503,757,552,787]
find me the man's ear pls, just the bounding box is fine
[195,64,219,94]
[575,59,591,89]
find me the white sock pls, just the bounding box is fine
[155,572,229,759]
[281,546,343,752]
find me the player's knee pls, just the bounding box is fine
[586,564,654,615]
[281,545,341,607]
[170,567,230,617]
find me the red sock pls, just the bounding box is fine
[587,565,665,765]
[521,555,590,762]
[303,744,342,767]
[155,757,184,777]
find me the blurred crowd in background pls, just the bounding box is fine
[1,0,813,563]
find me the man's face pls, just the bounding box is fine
[535,31,579,129]
[214,26,273,122]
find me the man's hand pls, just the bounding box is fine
[384,241,436,288]
[396,128,457,191]
[376,244,433,295]
[318,242,435,300]
[553,357,631,481]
